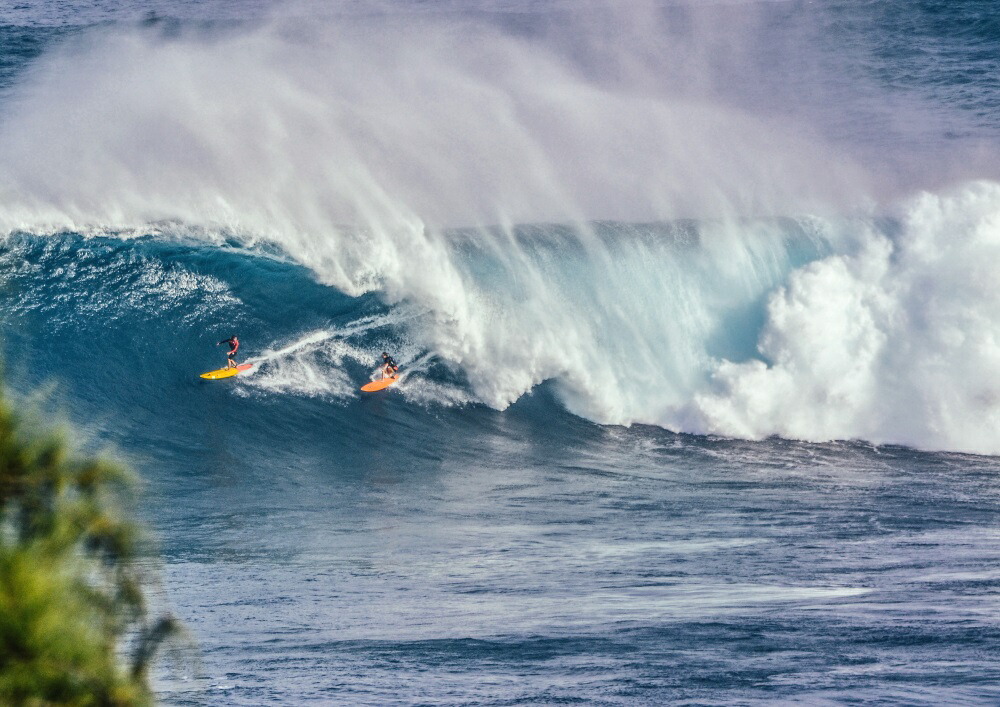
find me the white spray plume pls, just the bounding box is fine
[0,1,873,239]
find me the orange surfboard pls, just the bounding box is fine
[360,376,398,392]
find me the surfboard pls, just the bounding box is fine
[200,363,253,380]
[360,376,398,392]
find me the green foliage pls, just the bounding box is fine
[0,382,177,705]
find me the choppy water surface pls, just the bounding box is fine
[153,426,1000,703]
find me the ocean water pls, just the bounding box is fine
[3,0,1000,703]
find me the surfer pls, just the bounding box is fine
[381,352,399,379]
[218,335,240,368]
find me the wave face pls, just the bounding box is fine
[3,1,1000,454]
[6,184,1000,456]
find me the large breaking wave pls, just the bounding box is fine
[6,184,1000,455]
[3,4,1000,454]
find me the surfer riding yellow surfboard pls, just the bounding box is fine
[218,335,240,369]
[200,335,253,379]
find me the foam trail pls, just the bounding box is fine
[248,307,426,364]
[246,329,337,366]
[242,336,370,399]
[331,308,430,339]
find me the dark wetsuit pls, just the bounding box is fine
[382,354,398,377]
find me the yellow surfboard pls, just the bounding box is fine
[360,375,398,392]
[200,363,253,380]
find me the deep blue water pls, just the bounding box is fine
[4,1,1000,704]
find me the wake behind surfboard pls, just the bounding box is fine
[360,376,398,392]
[200,363,253,380]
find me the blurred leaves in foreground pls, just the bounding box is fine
[0,380,177,705]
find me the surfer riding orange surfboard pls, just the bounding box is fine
[361,352,400,392]
[380,352,398,379]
